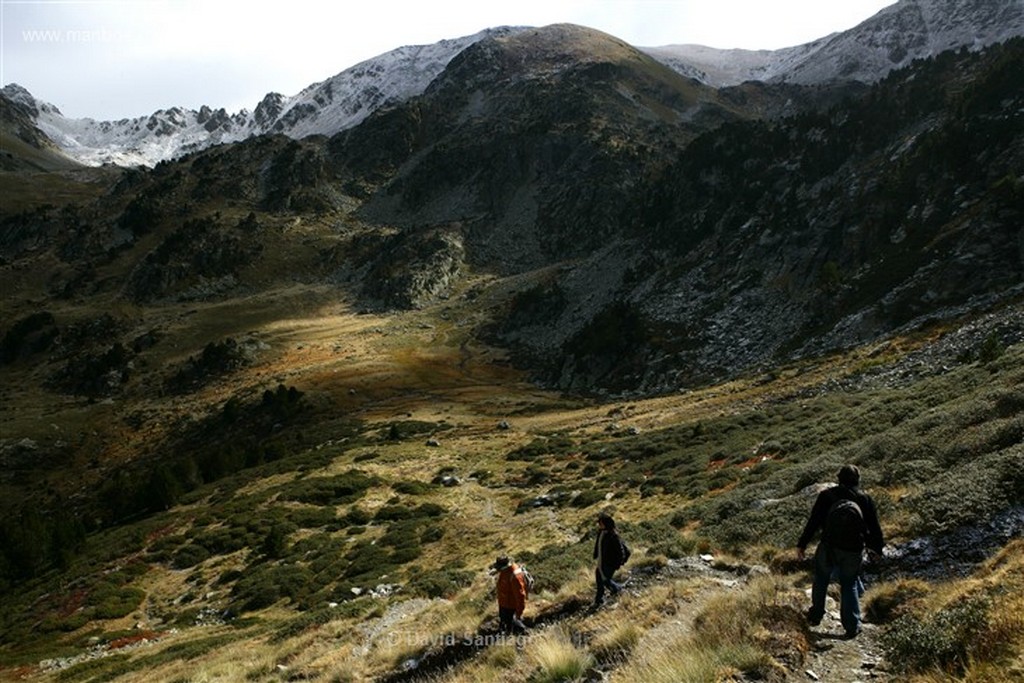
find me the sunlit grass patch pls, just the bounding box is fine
[527,626,594,683]
[589,621,641,663]
[611,632,774,683]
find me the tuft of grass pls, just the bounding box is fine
[590,622,641,663]
[864,578,931,624]
[528,627,594,683]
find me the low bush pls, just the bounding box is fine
[278,470,379,506]
[231,562,315,612]
[882,594,992,675]
[517,539,592,593]
[393,480,433,495]
[171,543,211,569]
[91,586,146,620]
[407,566,475,598]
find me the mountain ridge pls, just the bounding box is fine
[5,0,1021,168]
[646,0,1024,86]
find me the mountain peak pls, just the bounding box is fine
[646,0,1024,87]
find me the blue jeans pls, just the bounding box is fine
[809,543,863,634]
[594,567,622,604]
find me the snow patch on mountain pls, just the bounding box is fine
[7,27,522,168]
[643,0,1024,87]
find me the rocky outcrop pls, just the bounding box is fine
[361,227,466,309]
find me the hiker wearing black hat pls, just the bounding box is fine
[492,556,529,634]
[797,464,884,638]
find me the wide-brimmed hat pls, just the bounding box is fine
[492,555,510,570]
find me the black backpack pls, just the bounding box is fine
[824,497,865,550]
[618,537,631,566]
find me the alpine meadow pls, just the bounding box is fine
[1,1,1023,682]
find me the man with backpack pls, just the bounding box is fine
[593,512,630,607]
[493,555,530,634]
[797,464,884,638]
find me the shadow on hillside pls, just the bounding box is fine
[378,559,733,682]
[378,597,593,683]
[870,506,1024,582]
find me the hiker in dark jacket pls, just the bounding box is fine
[593,512,626,607]
[797,464,884,638]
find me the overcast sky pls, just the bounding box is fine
[2,0,896,120]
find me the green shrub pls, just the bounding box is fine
[393,480,433,495]
[384,420,449,441]
[379,520,423,550]
[56,653,133,683]
[864,579,931,624]
[407,567,475,598]
[343,542,398,582]
[882,595,991,674]
[171,543,211,569]
[288,507,340,529]
[374,502,445,521]
[260,524,291,559]
[353,451,380,462]
[345,507,372,525]
[91,586,146,620]
[278,469,378,506]
[194,527,248,555]
[906,447,1023,535]
[231,563,314,612]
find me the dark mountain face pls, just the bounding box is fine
[530,39,1024,392]
[328,25,746,274]
[2,28,1021,398]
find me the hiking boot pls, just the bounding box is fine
[844,627,861,639]
[805,610,821,627]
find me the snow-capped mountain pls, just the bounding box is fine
[644,0,1024,86]
[2,27,523,167]
[5,0,1022,168]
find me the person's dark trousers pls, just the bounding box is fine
[594,567,622,605]
[498,607,525,634]
[809,543,864,636]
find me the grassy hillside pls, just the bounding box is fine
[0,274,1021,680]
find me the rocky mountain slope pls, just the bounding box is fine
[0,85,80,172]
[3,31,1021,397]
[313,31,1023,394]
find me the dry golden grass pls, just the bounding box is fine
[526,626,594,683]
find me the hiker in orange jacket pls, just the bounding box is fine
[493,555,528,634]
